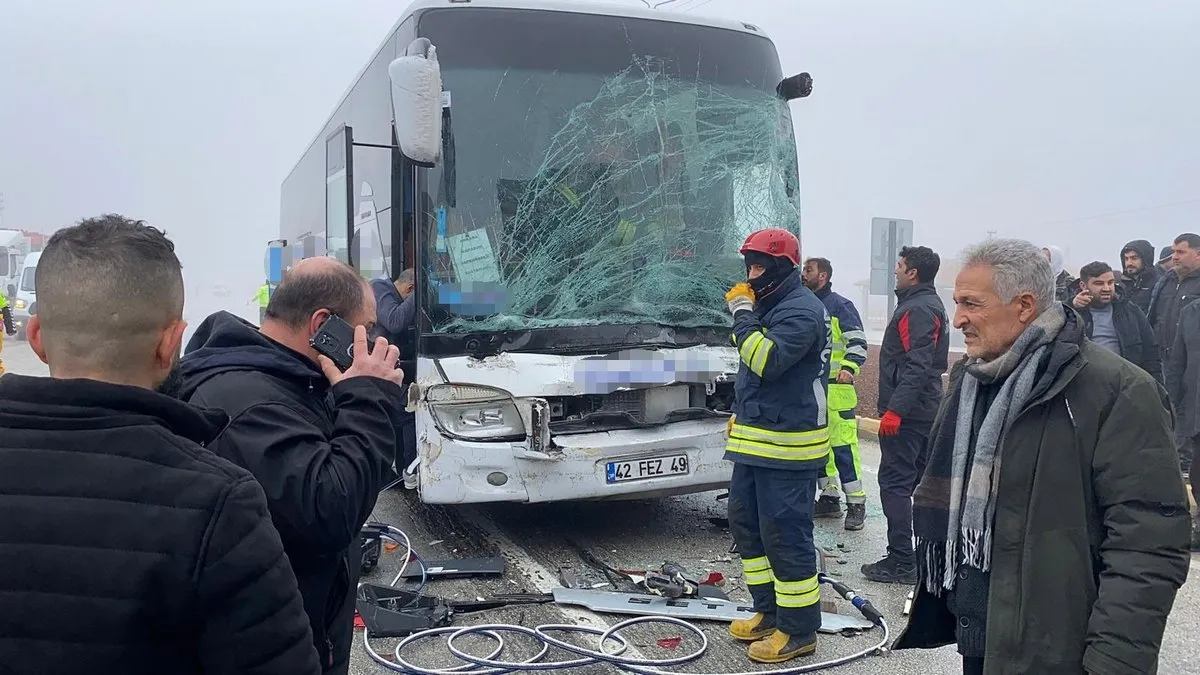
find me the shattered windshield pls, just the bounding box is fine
[418,8,800,335]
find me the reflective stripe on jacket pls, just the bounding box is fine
[814,284,867,380]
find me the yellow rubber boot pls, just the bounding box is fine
[729,612,776,642]
[748,630,817,664]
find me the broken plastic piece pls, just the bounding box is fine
[356,584,452,637]
[396,557,506,580]
[551,588,874,634]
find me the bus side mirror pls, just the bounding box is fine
[777,72,813,101]
[389,38,443,166]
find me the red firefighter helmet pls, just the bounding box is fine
[739,228,800,266]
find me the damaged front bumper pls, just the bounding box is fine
[416,417,732,504]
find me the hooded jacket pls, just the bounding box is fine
[0,374,321,674]
[177,311,405,674]
[894,309,1190,675]
[1119,240,1160,314]
[1046,245,1078,304]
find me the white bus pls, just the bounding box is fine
[276,0,811,504]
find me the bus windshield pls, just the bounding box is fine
[417,8,800,336]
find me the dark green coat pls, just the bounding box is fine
[894,310,1191,675]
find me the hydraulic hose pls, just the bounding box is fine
[361,526,891,674]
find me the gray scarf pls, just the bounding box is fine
[937,305,1065,589]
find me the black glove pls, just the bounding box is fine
[2,307,14,336]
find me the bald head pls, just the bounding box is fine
[264,256,373,332]
[32,214,185,383]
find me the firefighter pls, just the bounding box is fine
[802,257,869,530]
[0,292,16,375]
[724,228,832,663]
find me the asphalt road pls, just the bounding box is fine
[4,338,1197,674]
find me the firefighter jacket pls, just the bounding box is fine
[812,284,868,380]
[725,272,832,471]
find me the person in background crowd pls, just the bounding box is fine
[802,256,870,531]
[0,215,321,674]
[865,245,949,584]
[1118,239,1159,314]
[895,238,1190,675]
[1072,261,1162,384]
[178,257,407,674]
[369,267,418,488]
[1042,245,1076,303]
[1148,233,1200,474]
[1166,298,1200,551]
[370,267,415,343]
[1158,245,1175,274]
[724,228,830,663]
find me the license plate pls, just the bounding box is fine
[606,454,690,484]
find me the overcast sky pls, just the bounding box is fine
[1,0,1198,322]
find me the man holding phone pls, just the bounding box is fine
[178,256,407,674]
[1073,261,1162,384]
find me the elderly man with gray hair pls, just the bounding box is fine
[893,238,1190,675]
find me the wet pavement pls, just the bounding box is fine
[4,338,1196,674]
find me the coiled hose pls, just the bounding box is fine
[362,526,891,674]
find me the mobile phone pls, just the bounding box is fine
[310,315,358,372]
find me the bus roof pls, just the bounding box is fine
[283,0,771,185]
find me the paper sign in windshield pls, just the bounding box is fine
[448,228,501,283]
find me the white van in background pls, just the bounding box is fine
[12,251,39,340]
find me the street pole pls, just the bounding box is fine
[886,220,897,320]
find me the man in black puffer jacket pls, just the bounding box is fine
[0,215,320,674]
[179,257,407,674]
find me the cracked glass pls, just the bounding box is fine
[418,8,800,335]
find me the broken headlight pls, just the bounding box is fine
[426,383,526,441]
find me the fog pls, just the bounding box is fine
[1,0,1197,335]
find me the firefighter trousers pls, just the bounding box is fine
[819,382,866,504]
[728,462,821,637]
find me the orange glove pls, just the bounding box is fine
[725,414,735,438]
[725,283,755,315]
[879,411,902,436]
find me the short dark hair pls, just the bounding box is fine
[265,258,366,328]
[899,245,940,283]
[804,257,833,281]
[1079,261,1113,282]
[1174,233,1200,249]
[37,214,184,370]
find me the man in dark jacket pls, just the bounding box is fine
[1148,232,1200,473]
[178,257,407,674]
[0,215,320,674]
[1148,233,1200,363]
[1165,299,1200,550]
[894,238,1189,675]
[724,228,831,664]
[369,267,418,488]
[1072,260,1162,384]
[1118,239,1159,314]
[867,244,949,584]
